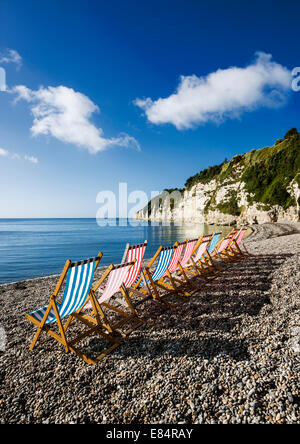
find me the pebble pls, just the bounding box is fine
[0,222,299,424]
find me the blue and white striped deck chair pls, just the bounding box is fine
[207,232,222,256]
[26,253,122,365]
[128,246,174,305]
[200,232,222,274]
[142,246,187,306]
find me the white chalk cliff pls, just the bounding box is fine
[135,131,300,225]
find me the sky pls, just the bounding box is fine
[0,0,299,218]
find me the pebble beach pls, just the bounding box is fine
[0,222,299,424]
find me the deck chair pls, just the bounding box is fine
[26,253,122,365]
[228,228,249,258]
[169,239,202,291]
[185,235,217,278]
[125,246,171,305]
[131,245,186,306]
[153,241,193,299]
[205,232,221,262]
[214,229,240,262]
[201,232,223,274]
[84,261,143,338]
[122,241,147,287]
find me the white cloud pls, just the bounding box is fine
[0,148,9,157]
[0,49,22,68]
[0,148,38,163]
[134,52,292,129]
[12,85,140,153]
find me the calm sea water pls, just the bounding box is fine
[0,219,231,284]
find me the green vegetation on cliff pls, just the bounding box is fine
[184,129,300,211]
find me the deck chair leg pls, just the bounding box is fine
[189,257,200,276]
[242,241,251,256]
[64,313,76,331]
[164,270,189,302]
[178,263,190,284]
[175,265,197,296]
[93,296,115,334]
[206,251,217,270]
[52,300,69,352]
[29,301,54,350]
[120,284,137,316]
[145,270,161,302]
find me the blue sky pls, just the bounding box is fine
[0,0,299,217]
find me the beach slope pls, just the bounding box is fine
[0,222,299,424]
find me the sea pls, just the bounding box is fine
[0,218,231,284]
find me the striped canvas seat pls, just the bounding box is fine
[193,235,211,263]
[229,228,249,258]
[137,247,173,288]
[161,242,185,277]
[234,228,247,245]
[137,246,173,289]
[123,242,147,288]
[151,247,174,281]
[216,236,232,254]
[88,261,143,338]
[29,259,96,325]
[25,253,124,365]
[214,229,241,262]
[180,239,198,268]
[207,232,221,255]
[97,263,134,304]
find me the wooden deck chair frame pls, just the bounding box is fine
[183,235,219,280]
[166,238,206,293]
[149,241,195,301]
[121,240,149,301]
[129,245,186,307]
[198,233,222,275]
[127,246,164,305]
[217,229,243,262]
[212,229,239,263]
[82,261,144,338]
[26,253,122,365]
[228,228,250,259]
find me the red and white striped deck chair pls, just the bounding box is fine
[215,229,240,262]
[229,228,249,258]
[163,241,185,275]
[170,239,202,289]
[85,261,143,338]
[121,241,147,288]
[184,235,216,277]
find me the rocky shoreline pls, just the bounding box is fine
[0,222,299,424]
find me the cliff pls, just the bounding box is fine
[135,129,300,225]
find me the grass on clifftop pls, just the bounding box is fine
[184,128,300,210]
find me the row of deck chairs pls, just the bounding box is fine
[26,227,250,364]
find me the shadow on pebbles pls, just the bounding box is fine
[0,226,299,424]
